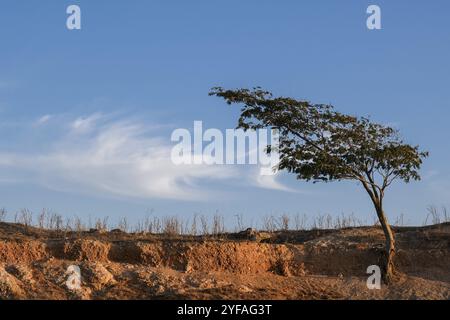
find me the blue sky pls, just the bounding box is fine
[0,0,449,227]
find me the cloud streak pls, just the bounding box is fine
[0,114,293,201]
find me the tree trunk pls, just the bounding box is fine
[375,205,396,283]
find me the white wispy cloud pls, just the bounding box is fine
[71,112,103,133]
[253,174,296,192]
[0,114,292,201]
[35,114,53,126]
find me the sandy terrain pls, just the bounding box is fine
[0,222,449,300]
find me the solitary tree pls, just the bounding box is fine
[210,87,428,282]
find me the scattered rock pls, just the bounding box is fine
[81,262,116,290]
[238,285,253,293]
[238,228,258,241]
[88,228,108,234]
[0,264,25,299]
[5,264,35,285]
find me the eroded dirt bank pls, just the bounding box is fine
[0,222,449,299]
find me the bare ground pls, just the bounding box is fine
[0,222,449,300]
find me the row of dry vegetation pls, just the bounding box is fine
[0,206,449,237]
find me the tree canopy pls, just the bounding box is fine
[210,87,428,197]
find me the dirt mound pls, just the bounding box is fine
[0,240,47,264]
[0,222,448,299]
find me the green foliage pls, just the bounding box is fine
[210,87,428,195]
